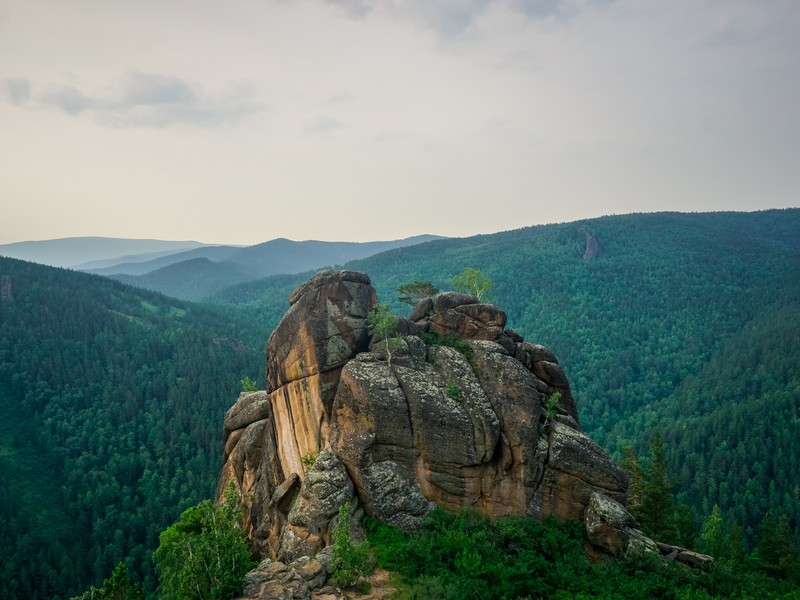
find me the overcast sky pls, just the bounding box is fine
[1,0,798,245]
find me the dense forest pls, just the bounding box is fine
[213,209,800,544]
[1,209,799,598]
[0,257,265,598]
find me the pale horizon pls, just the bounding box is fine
[2,1,799,246]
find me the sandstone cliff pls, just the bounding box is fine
[217,270,664,578]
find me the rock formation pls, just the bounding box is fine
[218,269,702,589]
[582,229,601,260]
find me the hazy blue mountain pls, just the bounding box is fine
[110,234,444,300]
[0,237,206,269]
[112,258,252,301]
[84,245,242,276]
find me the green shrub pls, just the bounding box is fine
[328,503,376,588]
[365,507,796,599]
[152,484,255,600]
[240,376,258,392]
[300,452,317,472]
[420,331,474,360]
[445,382,462,403]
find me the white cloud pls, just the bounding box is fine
[1,78,31,105]
[305,114,346,136]
[2,70,264,128]
[305,0,611,38]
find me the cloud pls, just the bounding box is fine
[390,0,492,37]
[320,0,373,18]
[117,71,198,106]
[508,0,567,19]
[305,0,608,37]
[305,115,346,136]
[2,70,263,128]
[1,78,32,105]
[41,84,97,114]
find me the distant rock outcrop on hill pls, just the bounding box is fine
[217,269,703,592]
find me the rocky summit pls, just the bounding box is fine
[217,270,699,596]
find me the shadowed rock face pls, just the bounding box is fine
[218,271,664,563]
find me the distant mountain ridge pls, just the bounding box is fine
[84,245,243,276]
[0,237,207,269]
[104,234,445,300]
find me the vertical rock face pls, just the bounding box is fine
[218,271,654,563]
[265,270,376,479]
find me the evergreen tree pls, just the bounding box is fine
[699,504,724,558]
[397,281,439,306]
[623,432,688,543]
[70,563,144,600]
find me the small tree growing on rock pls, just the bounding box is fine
[452,268,494,301]
[329,503,376,589]
[397,281,439,306]
[368,303,399,367]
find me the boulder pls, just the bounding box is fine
[278,451,354,562]
[234,557,327,600]
[429,299,507,341]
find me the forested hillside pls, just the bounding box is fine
[2,210,798,598]
[0,258,265,599]
[213,209,800,543]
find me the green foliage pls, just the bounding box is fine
[152,485,255,600]
[700,505,725,558]
[366,508,799,599]
[0,256,261,599]
[397,281,439,306]
[543,391,560,427]
[623,432,692,545]
[451,267,494,301]
[328,503,376,589]
[752,511,800,580]
[367,303,400,366]
[300,452,317,473]
[420,330,474,361]
[445,382,462,403]
[70,563,144,600]
[240,376,258,392]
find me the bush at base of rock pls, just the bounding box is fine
[153,487,256,600]
[365,507,794,600]
[328,503,376,589]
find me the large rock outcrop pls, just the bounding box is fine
[218,270,661,564]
